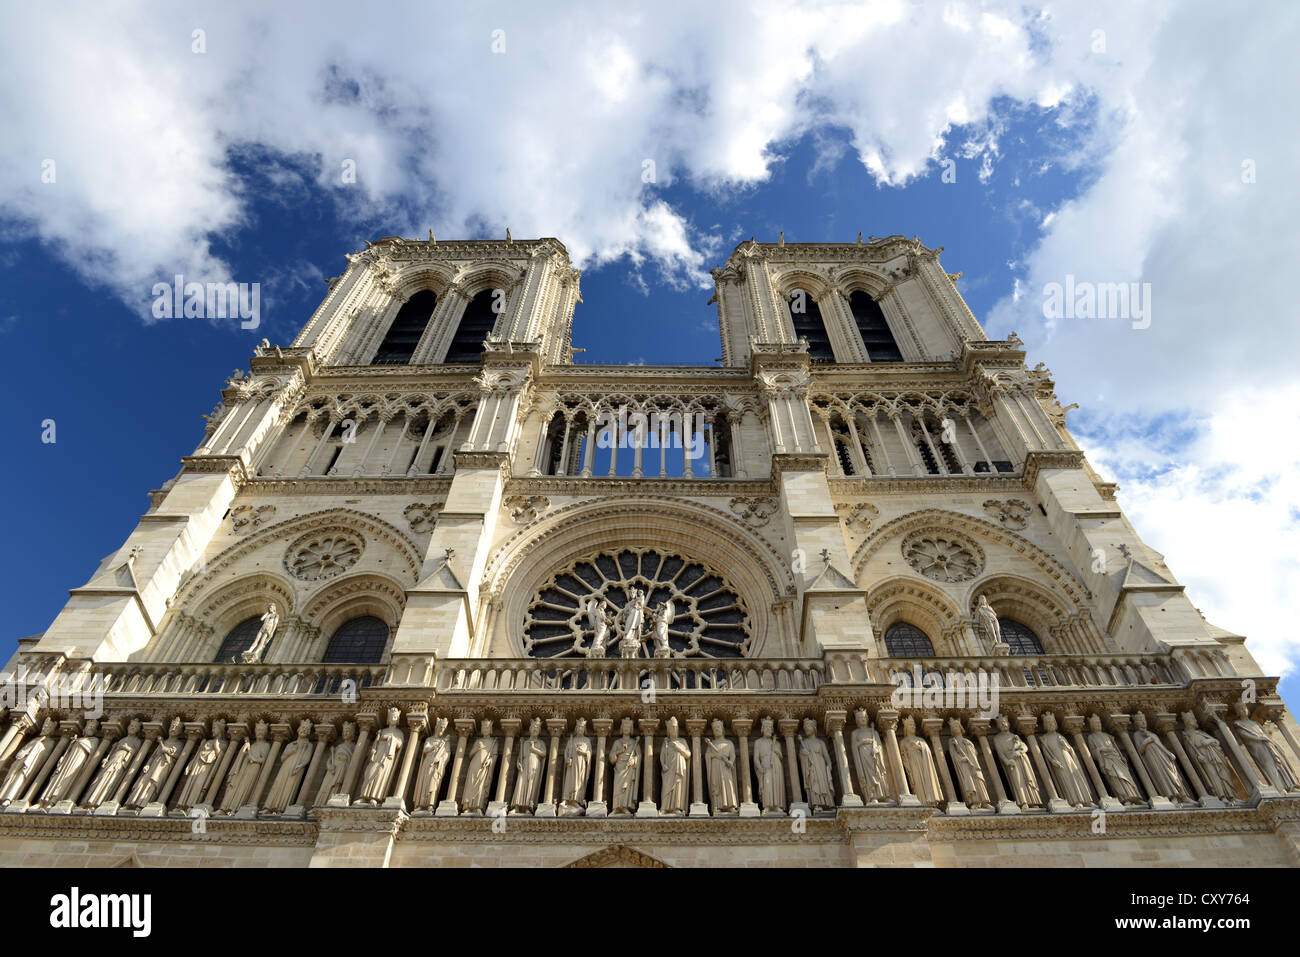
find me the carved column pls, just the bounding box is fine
[1206,706,1272,799]
[339,713,377,804]
[969,719,1012,812]
[922,717,962,813]
[22,723,74,805]
[494,718,521,811]
[1157,713,1211,806]
[68,721,118,808]
[389,711,428,810]
[826,711,863,808]
[155,724,203,809]
[435,719,474,816]
[733,717,759,817]
[1109,714,1162,808]
[244,723,289,814]
[1019,715,1067,812]
[588,717,612,818]
[1065,715,1117,810]
[877,709,916,806]
[112,722,160,808]
[685,717,708,817]
[293,723,336,812]
[779,718,805,810]
[538,718,566,817]
[202,721,245,807]
[636,718,659,817]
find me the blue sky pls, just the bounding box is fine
[1,1,1297,703]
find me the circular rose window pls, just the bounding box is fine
[285,529,364,581]
[901,532,984,583]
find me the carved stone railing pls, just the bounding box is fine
[93,662,387,698]
[870,653,1185,690]
[432,657,826,694]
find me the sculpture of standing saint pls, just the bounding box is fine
[125,716,185,809]
[264,719,313,813]
[511,718,546,814]
[850,708,889,803]
[38,719,101,807]
[898,715,943,806]
[992,715,1041,808]
[355,708,406,806]
[946,718,991,809]
[1039,712,1092,808]
[460,719,498,813]
[0,718,58,804]
[1232,702,1300,792]
[240,603,280,663]
[1131,712,1191,802]
[81,718,142,808]
[617,588,647,658]
[174,719,226,810]
[221,720,271,812]
[314,721,356,805]
[798,718,835,810]
[560,717,593,814]
[704,718,738,813]
[1180,712,1236,801]
[585,597,613,657]
[650,600,674,658]
[608,717,640,814]
[976,595,1006,653]
[753,716,785,813]
[659,717,691,815]
[413,717,452,811]
[1085,714,1143,804]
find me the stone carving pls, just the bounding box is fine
[583,596,614,658]
[38,720,100,807]
[125,717,185,809]
[1086,714,1143,804]
[753,716,785,812]
[264,719,313,814]
[413,717,453,811]
[834,501,879,532]
[356,709,405,806]
[902,532,983,583]
[461,719,498,813]
[230,504,276,532]
[402,502,441,534]
[617,587,649,658]
[82,719,142,808]
[0,718,58,804]
[798,718,835,810]
[1233,703,1300,792]
[982,498,1031,530]
[1132,712,1191,802]
[992,715,1040,808]
[1038,713,1091,808]
[221,721,271,813]
[608,718,640,815]
[1181,712,1236,801]
[240,603,280,663]
[505,494,549,524]
[975,595,1008,654]
[315,722,356,805]
[175,719,227,810]
[659,717,691,815]
[850,708,889,803]
[898,715,942,806]
[560,718,593,814]
[946,718,991,809]
[285,530,364,581]
[511,718,547,814]
[729,496,777,527]
[704,718,739,813]
[650,600,675,658]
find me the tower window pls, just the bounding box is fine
[884,622,935,657]
[214,616,262,662]
[444,289,500,363]
[997,618,1044,655]
[849,291,903,362]
[322,616,390,663]
[372,290,438,365]
[788,290,834,362]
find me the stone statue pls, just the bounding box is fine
[584,597,613,657]
[1233,702,1300,792]
[355,708,406,806]
[413,717,452,810]
[1132,712,1191,802]
[650,600,674,658]
[1039,713,1092,807]
[976,595,1006,653]
[1085,714,1143,804]
[38,719,100,806]
[82,719,142,808]
[314,721,356,805]
[460,719,498,813]
[617,588,648,658]
[125,717,185,809]
[898,715,943,806]
[511,718,546,814]
[0,718,58,804]
[992,715,1040,808]
[705,718,738,813]
[946,718,991,809]
[175,719,227,810]
[1181,711,1236,801]
[753,717,785,812]
[221,720,271,812]
[659,717,691,815]
[264,719,313,813]
[798,718,835,810]
[608,717,640,814]
[850,708,889,803]
[240,603,280,663]
[561,718,593,813]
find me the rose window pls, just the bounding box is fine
[524,548,751,659]
[901,533,983,583]
[285,530,364,581]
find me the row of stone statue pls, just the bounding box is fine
[0,701,1296,819]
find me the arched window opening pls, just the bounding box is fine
[444,289,500,363]
[998,618,1044,655]
[849,291,903,362]
[214,616,262,662]
[884,622,935,657]
[322,616,391,663]
[373,290,438,365]
[911,420,941,475]
[712,413,733,477]
[788,289,834,362]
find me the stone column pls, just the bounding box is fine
[685,717,708,817]
[1109,714,1167,809]
[22,723,74,805]
[922,716,963,815]
[111,722,160,810]
[336,713,376,805]
[1206,706,1274,800]
[152,723,202,811]
[436,719,475,816]
[492,718,521,816]
[826,711,864,808]
[733,717,759,817]
[1065,715,1119,811]
[241,723,289,816]
[68,721,118,809]
[0,715,35,772]
[636,718,659,817]
[386,711,428,811]
[588,717,611,818]
[202,721,245,809]
[969,719,1014,813]
[1019,715,1068,812]
[291,723,335,814]
[537,718,566,817]
[877,709,917,806]
[1157,713,1215,807]
[779,718,805,812]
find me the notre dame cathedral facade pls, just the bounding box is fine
[3,234,1299,868]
